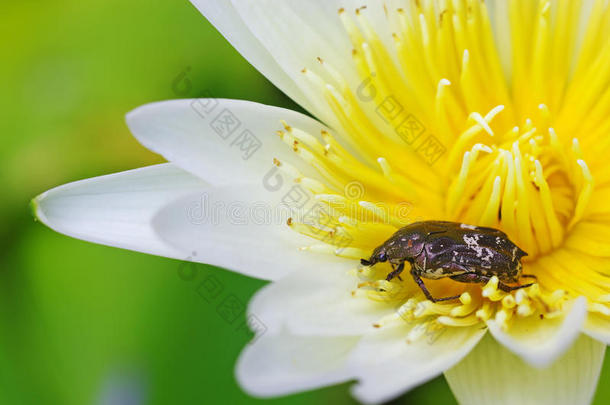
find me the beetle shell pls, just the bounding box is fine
[368,221,527,282]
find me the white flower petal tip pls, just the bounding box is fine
[347,324,486,405]
[445,333,606,405]
[487,296,587,368]
[31,194,48,224]
[32,164,206,259]
[235,331,357,398]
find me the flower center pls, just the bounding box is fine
[445,106,593,259]
[274,2,610,336]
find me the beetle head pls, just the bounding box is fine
[360,246,388,267]
[361,225,427,267]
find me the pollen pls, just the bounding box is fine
[276,2,610,341]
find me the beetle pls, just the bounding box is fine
[360,220,536,302]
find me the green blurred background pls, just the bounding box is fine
[1,1,609,404]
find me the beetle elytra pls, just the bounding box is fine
[361,221,536,302]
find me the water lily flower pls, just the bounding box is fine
[33,1,610,404]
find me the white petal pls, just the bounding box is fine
[583,312,610,344]
[126,99,327,189]
[189,0,316,115]
[236,330,358,397]
[150,187,354,281]
[213,0,394,129]
[445,333,606,405]
[487,296,587,367]
[32,164,205,259]
[348,323,485,404]
[248,266,396,336]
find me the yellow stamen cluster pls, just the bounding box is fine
[354,265,565,333]
[446,106,593,258]
[277,1,610,340]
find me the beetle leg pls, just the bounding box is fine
[394,263,404,281]
[430,293,463,302]
[386,262,405,281]
[498,281,534,292]
[521,274,538,280]
[410,269,461,302]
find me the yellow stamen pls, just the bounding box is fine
[274,3,610,342]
